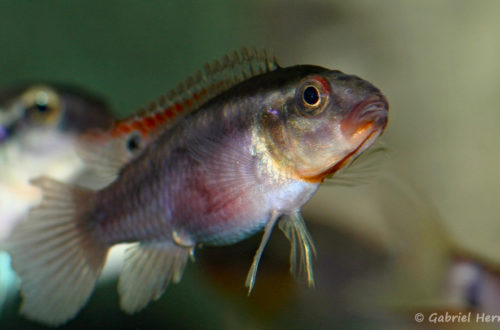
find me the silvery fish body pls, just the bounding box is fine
[6,49,388,326]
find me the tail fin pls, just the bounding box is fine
[6,177,108,326]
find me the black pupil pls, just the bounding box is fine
[303,86,320,105]
[127,135,141,152]
[36,102,48,112]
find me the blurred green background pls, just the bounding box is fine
[1,0,500,329]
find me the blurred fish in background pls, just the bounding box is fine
[0,84,113,239]
[0,84,113,317]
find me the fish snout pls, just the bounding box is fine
[359,98,388,129]
[341,96,388,136]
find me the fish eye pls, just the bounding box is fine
[303,86,320,106]
[296,77,330,115]
[32,90,53,115]
[21,86,61,124]
[35,99,49,113]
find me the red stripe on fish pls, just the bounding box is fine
[107,80,242,141]
[314,76,331,94]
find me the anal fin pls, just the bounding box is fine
[278,212,317,287]
[118,241,192,314]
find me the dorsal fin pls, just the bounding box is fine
[78,47,279,184]
[112,47,278,142]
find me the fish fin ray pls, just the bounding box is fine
[245,212,280,294]
[118,241,192,314]
[6,177,108,326]
[326,142,389,186]
[278,212,317,287]
[186,128,258,213]
[76,128,147,186]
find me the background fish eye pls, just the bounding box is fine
[23,87,61,124]
[28,100,52,118]
[34,100,49,113]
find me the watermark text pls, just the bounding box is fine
[414,311,500,324]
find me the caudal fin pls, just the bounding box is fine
[6,177,108,326]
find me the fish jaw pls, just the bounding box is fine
[269,98,388,183]
[303,97,389,182]
[340,97,388,137]
[303,124,384,182]
[256,68,389,185]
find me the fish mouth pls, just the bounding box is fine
[331,97,389,178]
[341,98,388,137]
[303,126,382,182]
[300,98,388,183]
[360,100,388,128]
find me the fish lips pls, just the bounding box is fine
[341,97,389,137]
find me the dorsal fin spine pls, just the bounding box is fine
[109,47,278,140]
[163,109,174,119]
[143,117,156,129]
[174,103,183,112]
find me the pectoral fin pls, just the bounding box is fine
[326,142,388,186]
[245,212,280,294]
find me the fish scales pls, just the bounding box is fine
[91,71,317,246]
[6,48,389,325]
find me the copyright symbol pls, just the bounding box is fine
[415,313,424,323]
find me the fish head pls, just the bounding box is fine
[0,85,63,146]
[0,85,67,149]
[0,84,113,185]
[0,84,112,151]
[261,66,388,182]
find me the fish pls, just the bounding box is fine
[442,255,500,313]
[6,48,389,326]
[0,84,113,148]
[0,84,113,240]
[77,49,283,183]
[0,84,114,318]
